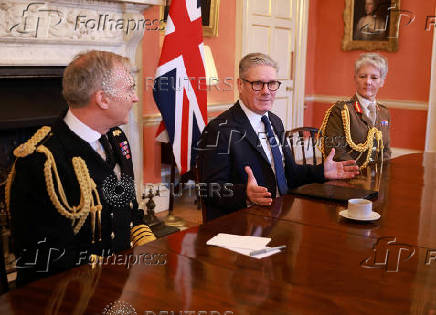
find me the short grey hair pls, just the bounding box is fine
[62,50,132,107]
[239,53,279,78]
[355,53,388,80]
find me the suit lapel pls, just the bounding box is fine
[269,114,285,145]
[361,110,373,127]
[231,102,270,164]
[108,128,134,178]
[53,118,115,174]
[352,96,373,127]
[374,103,381,125]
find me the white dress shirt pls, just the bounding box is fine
[64,110,121,179]
[239,100,285,195]
[356,93,377,121]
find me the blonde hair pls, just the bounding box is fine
[355,53,388,80]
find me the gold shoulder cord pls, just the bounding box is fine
[317,104,336,160]
[318,104,384,170]
[5,126,52,217]
[5,126,102,241]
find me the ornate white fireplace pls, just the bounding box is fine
[0,0,163,195]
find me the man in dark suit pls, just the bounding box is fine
[197,53,359,221]
[7,50,155,286]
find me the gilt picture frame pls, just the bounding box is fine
[342,0,401,52]
[160,0,220,37]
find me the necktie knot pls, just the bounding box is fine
[261,115,275,143]
[367,102,376,124]
[99,135,116,170]
[261,115,270,126]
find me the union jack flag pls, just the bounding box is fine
[154,0,208,175]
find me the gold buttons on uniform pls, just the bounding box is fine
[111,232,115,239]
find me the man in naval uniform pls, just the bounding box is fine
[7,50,155,286]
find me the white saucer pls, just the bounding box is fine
[339,209,381,221]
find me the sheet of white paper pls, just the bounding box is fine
[206,233,270,249]
[223,246,282,259]
[207,234,281,258]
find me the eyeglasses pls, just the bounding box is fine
[241,79,282,91]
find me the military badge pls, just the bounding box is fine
[120,141,131,159]
[354,101,363,113]
[112,130,122,137]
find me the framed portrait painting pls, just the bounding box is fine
[161,0,220,37]
[342,0,401,52]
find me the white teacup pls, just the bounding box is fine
[347,199,372,218]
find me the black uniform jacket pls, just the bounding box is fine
[10,116,143,286]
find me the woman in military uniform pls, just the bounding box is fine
[319,53,391,169]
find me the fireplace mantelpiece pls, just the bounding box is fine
[0,0,164,195]
[0,0,163,65]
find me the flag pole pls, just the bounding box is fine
[164,149,186,228]
[154,0,207,229]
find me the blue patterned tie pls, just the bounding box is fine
[261,115,288,195]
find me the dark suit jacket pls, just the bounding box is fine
[323,95,391,165]
[197,102,325,221]
[10,116,143,286]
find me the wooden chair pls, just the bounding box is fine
[285,127,323,165]
[161,142,201,212]
[193,162,207,224]
[0,224,9,294]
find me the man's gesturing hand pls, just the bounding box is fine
[245,166,272,206]
[323,148,360,179]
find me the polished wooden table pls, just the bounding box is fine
[1,153,436,314]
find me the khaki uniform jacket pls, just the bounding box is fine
[323,95,391,166]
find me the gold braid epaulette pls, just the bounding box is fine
[5,126,52,217]
[317,103,383,170]
[317,104,336,160]
[5,126,103,239]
